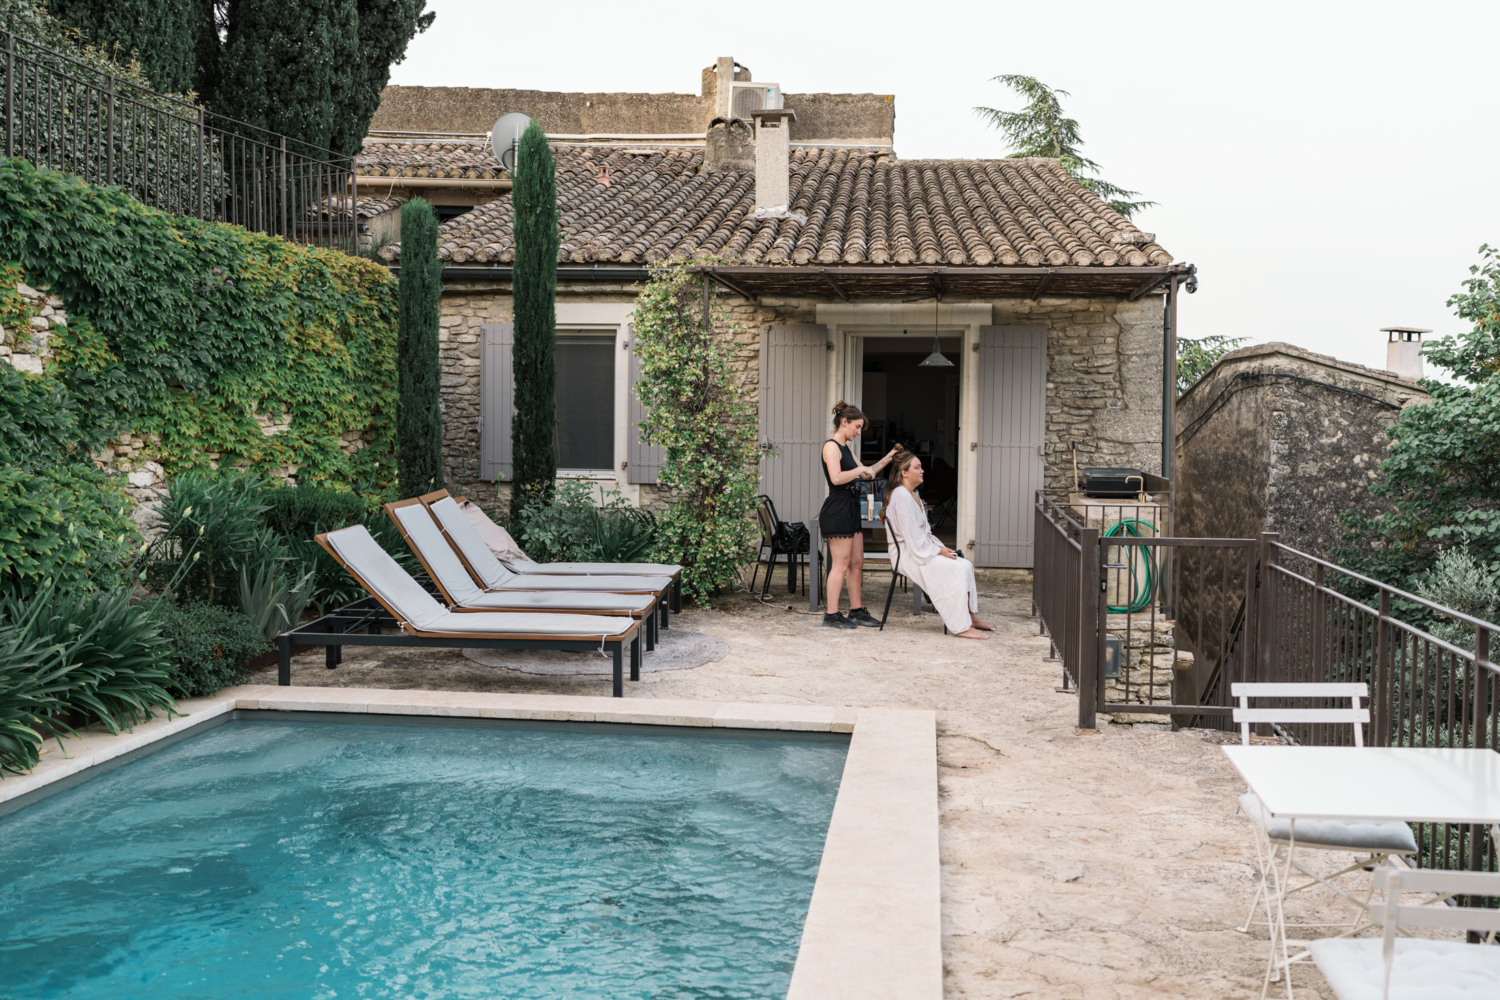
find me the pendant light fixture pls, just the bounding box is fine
[917,295,953,368]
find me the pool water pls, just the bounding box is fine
[0,717,847,999]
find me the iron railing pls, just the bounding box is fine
[1,30,355,251]
[1034,494,1500,878]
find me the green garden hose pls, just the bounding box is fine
[1104,518,1157,614]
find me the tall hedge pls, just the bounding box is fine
[0,157,398,485]
[510,120,559,523]
[396,197,443,495]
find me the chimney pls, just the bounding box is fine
[1382,326,1429,381]
[703,118,754,172]
[750,108,798,218]
[710,57,751,119]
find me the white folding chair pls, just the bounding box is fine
[1309,867,1500,1000]
[1231,683,1418,991]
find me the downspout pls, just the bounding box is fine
[1162,274,1179,482]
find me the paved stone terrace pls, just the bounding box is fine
[249,568,1352,999]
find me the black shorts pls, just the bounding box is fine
[818,490,861,539]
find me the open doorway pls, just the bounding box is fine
[860,336,962,551]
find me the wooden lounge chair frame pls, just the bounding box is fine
[420,489,684,616]
[272,532,645,697]
[382,497,661,652]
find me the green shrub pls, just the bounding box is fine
[146,470,271,606]
[0,617,74,774]
[259,482,368,538]
[1412,548,1500,647]
[0,357,137,599]
[155,602,269,698]
[513,481,659,564]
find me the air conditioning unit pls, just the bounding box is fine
[729,82,783,120]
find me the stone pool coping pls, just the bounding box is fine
[0,685,940,1000]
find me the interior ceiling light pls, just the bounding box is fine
[916,297,953,368]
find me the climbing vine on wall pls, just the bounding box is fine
[0,157,398,486]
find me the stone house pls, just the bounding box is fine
[1175,340,1430,560]
[362,56,1194,569]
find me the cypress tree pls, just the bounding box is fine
[509,120,558,524]
[397,198,443,496]
[44,0,213,94]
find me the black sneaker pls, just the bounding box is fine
[847,607,882,628]
[822,612,858,629]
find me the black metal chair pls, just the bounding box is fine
[879,509,949,634]
[751,495,808,598]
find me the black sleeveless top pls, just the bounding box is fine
[822,439,858,493]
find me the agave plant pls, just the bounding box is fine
[0,620,73,774]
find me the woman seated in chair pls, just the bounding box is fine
[882,445,992,640]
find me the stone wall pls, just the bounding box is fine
[1175,342,1429,559]
[434,283,1167,509]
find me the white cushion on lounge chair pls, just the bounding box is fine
[391,503,488,604]
[1239,793,1417,852]
[427,496,521,589]
[420,610,633,637]
[1309,937,1500,1000]
[458,591,656,614]
[509,557,683,577]
[326,524,450,630]
[427,498,670,592]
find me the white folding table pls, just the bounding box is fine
[1221,746,1500,999]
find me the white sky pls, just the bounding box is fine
[390,0,1500,375]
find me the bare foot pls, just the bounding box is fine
[955,628,989,640]
[971,617,994,631]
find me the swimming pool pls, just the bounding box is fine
[0,714,848,999]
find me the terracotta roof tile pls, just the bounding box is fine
[369,143,1171,268]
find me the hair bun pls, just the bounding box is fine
[832,400,848,416]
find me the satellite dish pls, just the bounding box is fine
[490,112,533,172]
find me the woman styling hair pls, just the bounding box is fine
[882,445,992,639]
[819,401,896,628]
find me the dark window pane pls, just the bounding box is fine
[554,336,615,470]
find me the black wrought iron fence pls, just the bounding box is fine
[1,30,354,251]
[1263,540,1497,875]
[1034,496,1500,878]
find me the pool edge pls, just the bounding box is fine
[0,684,942,1000]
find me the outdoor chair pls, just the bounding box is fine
[751,494,808,598]
[418,494,677,629]
[1309,867,1500,1000]
[422,489,683,586]
[1231,683,1418,946]
[383,499,662,651]
[877,509,946,633]
[311,524,644,696]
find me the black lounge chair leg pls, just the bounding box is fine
[672,578,681,614]
[612,643,623,697]
[630,632,641,681]
[660,593,670,630]
[646,609,656,651]
[278,634,292,686]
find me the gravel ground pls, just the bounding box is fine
[249,568,1350,999]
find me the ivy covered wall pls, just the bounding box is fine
[0,158,399,496]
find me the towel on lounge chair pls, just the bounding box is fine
[441,493,682,578]
[398,500,672,594]
[321,525,634,639]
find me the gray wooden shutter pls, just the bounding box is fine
[974,325,1046,567]
[758,324,829,524]
[626,326,664,484]
[480,323,515,482]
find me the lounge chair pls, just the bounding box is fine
[421,490,683,609]
[383,498,663,652]
[415,493,679,628]
[276,524,645,697]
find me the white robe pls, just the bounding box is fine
[885,486,978,633]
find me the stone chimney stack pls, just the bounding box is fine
[709,56,751,120]
[703,118,754,172]
[1382,327,1428,381]
[750,108,797,217]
